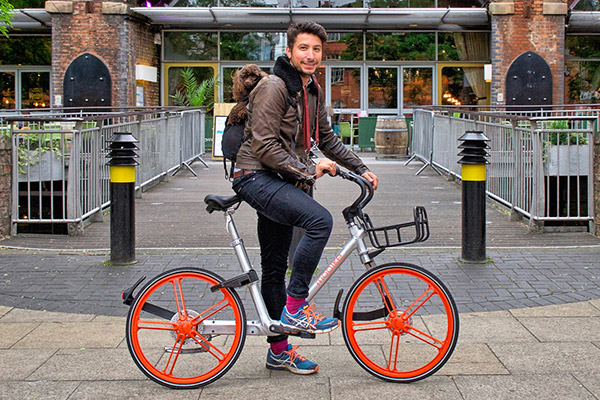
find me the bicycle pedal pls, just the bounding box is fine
[269,324,316,339]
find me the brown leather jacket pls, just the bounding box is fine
[235,56,369,185]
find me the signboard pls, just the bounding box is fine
[212,103,235,159]
[136,86,144,107]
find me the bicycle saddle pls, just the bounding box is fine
[204,194,241,213]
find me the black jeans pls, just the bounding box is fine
[232,170,333,343]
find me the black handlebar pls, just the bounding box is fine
[325,166,374,223]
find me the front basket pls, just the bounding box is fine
[363,206,430,249]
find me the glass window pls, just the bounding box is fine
[164,32,218,61]
[0,72,15,110]
[441,66,486,106]
[325,32,363,61]
[571,0,600,11]
[8,0,46,8]
[330,67,361,109]
[0,37,51,65]
[366,33,435,61]
[368,0,434,7]
[368,67,397,109]
[438,33,459,61]
[220,32,286,61]
[221,65,273,103]
[222,67,238,103]
[565,61,600,104]
[566,36,600,60]
[21,71,50,109]
[403,67,433,107]
[438,32,490,62]
[167,66,216,106]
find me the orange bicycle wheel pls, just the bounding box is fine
[126,268,246,389]
[342,263,459,383]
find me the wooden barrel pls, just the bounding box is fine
[375,116,408,157]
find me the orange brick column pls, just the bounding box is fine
[489,0,568,106]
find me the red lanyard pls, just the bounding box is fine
[302,84,319,151]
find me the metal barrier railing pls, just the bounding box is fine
[411,108,598,231]
[6,108,206,234]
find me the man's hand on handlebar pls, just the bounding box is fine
[316,159,338,178]
[361,171,379,190]
[316,159,379,190]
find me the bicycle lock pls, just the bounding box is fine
[106,132,139,265]
[457,131,490,263]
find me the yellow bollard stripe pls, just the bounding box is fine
[461,164,486,181]
[110,166,136,183]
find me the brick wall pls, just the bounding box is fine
[130,20,160,106]
[49,1,159,108]
[0,135,11,238]
[490,0,566,105]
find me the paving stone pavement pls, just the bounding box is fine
[0,301,599,399]
[0,156,599,399]
[0,248,599,317]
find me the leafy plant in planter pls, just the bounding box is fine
[543,120,590,176]
[169,67,218,110]
[545,120,588,146]
[169,67,219,150]
[1,128,66,176]
[16,133,66,176]
[1,123,67,181]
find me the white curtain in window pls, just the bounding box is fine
[454,33,489,104]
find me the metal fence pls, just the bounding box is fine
[5,108,206,235]
[411,108,598,231]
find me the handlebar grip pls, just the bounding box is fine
[324,165,341,176]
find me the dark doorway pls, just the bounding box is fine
[505,52,552,110]
[63,53,111,108]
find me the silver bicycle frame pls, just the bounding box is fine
[200,206,374,337]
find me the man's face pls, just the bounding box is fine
[286,33,323,78]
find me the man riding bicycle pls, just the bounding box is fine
[232,20,379,375]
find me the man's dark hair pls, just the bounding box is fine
[287,21,328,49]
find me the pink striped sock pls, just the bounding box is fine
[286,296,306,315]
[270,340,288,355]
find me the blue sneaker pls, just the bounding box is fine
[266,344,318,375]
[280,302,340,334]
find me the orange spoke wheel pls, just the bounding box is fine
[126,268,246,389]
[342,263,459,383]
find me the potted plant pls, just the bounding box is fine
[543,120,589,176]
[15,131,67,182]
[169,67,218,150]
[169,67,218,110]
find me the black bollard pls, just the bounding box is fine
[457,131,490,263]
[106,132,139,265]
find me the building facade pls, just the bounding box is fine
[2,0,599,115]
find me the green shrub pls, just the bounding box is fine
[546,120,588,145]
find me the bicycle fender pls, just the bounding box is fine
[122,276,146,306]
